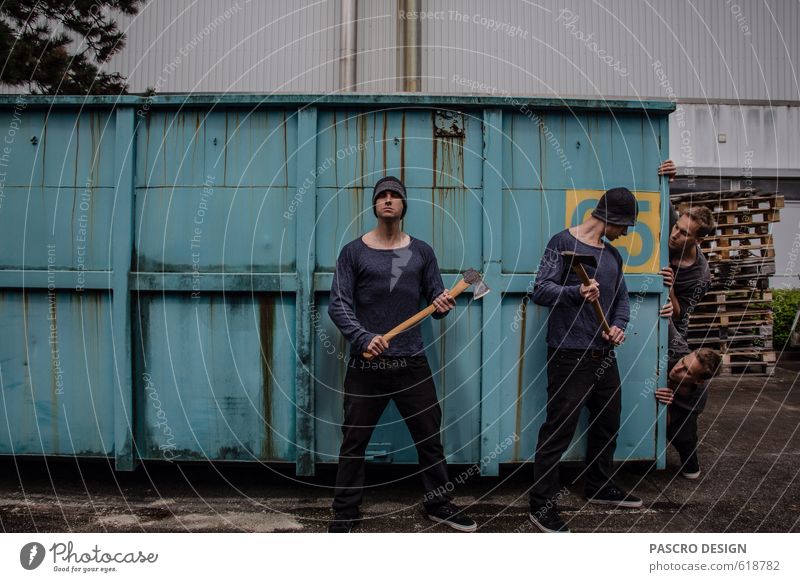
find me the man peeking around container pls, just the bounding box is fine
[528,187,643,533]
[326,176,477,533]
[654,321,721,480]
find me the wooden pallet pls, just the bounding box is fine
[670,188,758,203]
[702,243,775,261]
[687,333,773,351]
[712,208,781,224]
[694,290,772,311]
[709,258,777,286]
[721,351,777,375]
[671,188,781,375]
[672,189,784,208]
[712,223,772,235]
[688,308,772,322]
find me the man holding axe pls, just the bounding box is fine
[528,187,642,533]
[326,175,483,533]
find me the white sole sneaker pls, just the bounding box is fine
[426,513,477,532]
[586,497,643,508]
[681,469,701,480]
[528,512,570,533]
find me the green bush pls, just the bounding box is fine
[772,289,800,349]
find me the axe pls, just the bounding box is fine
[560,251,612,335]
[361,268,490,360]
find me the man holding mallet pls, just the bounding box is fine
[528,187,643,533]
[327,175,478,533]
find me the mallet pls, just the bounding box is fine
[560,251,612,335]
[361,268,490,360]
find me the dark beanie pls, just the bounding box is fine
[372,176,407,219]
[591,187,638,226]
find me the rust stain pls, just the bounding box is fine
[382,111,388,171]
[358,113,367,187]
[514,300,527,461]
[74,115,80,188]
[162,113,168,185]
[432,137,439,190]
[49,290,60,452]
[458,130,465,188]
[538,116,545,190]
[353,186,363,234]
[510,114,515,185]
[333,111,339,187]
[282,111,288,185]
[400,113,406,184]
[143,113,151,184]
[371,112,377,177]
[432,133,438,248]
[259,294,275,459]
[22,289,30,368]
[40,117,47,188]
[222,112,229,184]
[90,112,101,188]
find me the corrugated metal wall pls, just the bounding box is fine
[420,0,800,100]
[108,0,340,93]
[355,0,396,92]
[103,0,800,101]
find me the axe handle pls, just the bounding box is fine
[570,263,613,335]
[361,278,471,360]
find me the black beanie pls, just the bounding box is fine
[591,187,638,226]
[372,176,407,219]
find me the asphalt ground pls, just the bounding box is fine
[1,365,798,533]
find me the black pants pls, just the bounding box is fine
[530,347,622,509]
[331,355,452,515]
[666,404,699,463]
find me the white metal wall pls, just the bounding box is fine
[103,0,799,101]
[772,202,800,289]
[669,104,800,176]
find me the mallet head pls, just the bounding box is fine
[560,250,598,269]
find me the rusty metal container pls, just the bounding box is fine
[0,94,674,474]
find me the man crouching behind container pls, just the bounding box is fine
[528,187,642,533]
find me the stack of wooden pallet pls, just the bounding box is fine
[670,188,784,374]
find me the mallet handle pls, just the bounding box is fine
[361,278,471,360]
[570,263,613,335]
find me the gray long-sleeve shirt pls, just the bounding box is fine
[532,229,630,350]
[328,236,447,356]
[670,249,711,338]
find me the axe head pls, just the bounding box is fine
[560,250,597,270]
[462,268,490,299]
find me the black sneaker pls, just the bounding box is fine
[424,502,477,532]
[680,454,701,480]
[328,512,359,533]
[529,505,570,533]
[586,486,643,508]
